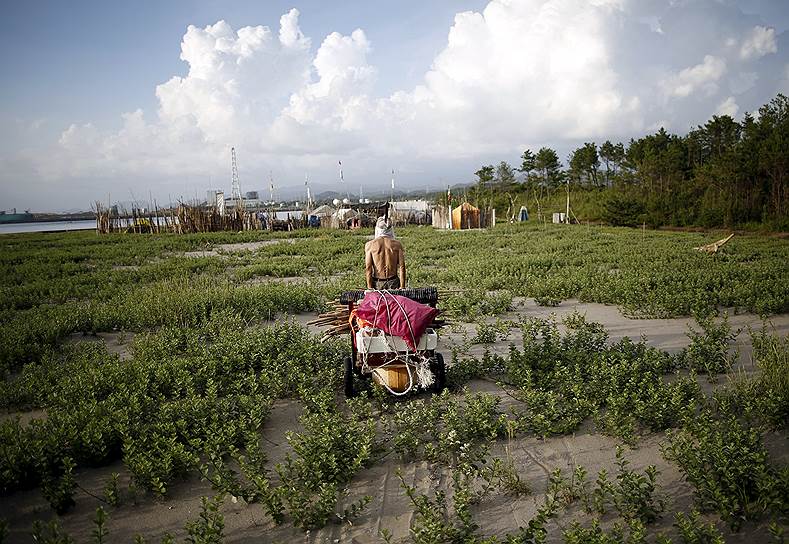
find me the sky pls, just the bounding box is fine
[1,0,787,212]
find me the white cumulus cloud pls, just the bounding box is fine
[413,0,642,144]
[664,55,727,98]
[715,96,739,117]
[740,25,777,60]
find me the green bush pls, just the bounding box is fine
[185,495,225,544]
[713,330,788,428]
[663,411,789,530]
[680,314,738,378]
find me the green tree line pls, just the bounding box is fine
[458,93,788,230]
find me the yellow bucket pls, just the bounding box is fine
[371,364,411,393]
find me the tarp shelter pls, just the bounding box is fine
[390,200,431,225]
[311,204,335,217]
[432,205,451,229]
[332,208,360,229]
[391,200,429,213]
[335,208,358,220]
[452,202,480,229]
[519,206,529,221]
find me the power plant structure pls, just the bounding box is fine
[228,146,245,210]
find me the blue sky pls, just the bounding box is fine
[1,0,787,211]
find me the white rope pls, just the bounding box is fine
[364,290,415,396]
[378,291,434,390]
[357,289,433,396]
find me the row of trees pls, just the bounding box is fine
[466,93,788,229]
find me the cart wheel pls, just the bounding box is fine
[432,353,446,393]
[344,356,357,398]
[352,354,362,376]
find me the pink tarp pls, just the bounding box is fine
[355,292,438,351]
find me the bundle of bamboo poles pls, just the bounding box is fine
[312,291,453,343]
[310,304,353,342]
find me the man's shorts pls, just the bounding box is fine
[373,276,400,290]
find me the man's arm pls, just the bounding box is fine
[365,245,374,288]
[398,244,406,288]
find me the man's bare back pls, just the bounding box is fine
[365,223,406,289]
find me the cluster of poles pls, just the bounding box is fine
[94,202,177,234]
[94,202,295,234]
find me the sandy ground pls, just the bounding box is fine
[2,300,787,543]
[243,276,311,286]
[66,331,134,361]
[183,239,298,258]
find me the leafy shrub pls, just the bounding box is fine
[2,226,788,539]
[680,314,738,377]
[0,278,328,374]
[547,465,591,508]
[0,317,346,500]
[516,388,595,437]
[562,518,647,544]
[185,495,225,544]
[274,397,376,530]
[399,469,479,544]
[673,510,725,544]
[92,507,109,544]
[609,447,664,523]
[473,319,515,344]
[752,328,789,425]
[103,473,120,507]
[0,419,38,492]
[488,317,697,440]
[446,350,505,389]
[442,290,513,320]
[663,411,789,530]
[41,457,76,514]
[534,294,561,307]
[549,447,664,524]
[387,391,506,465]
[30,519,74,544]
[715,328,789,427]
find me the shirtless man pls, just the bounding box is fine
[365,217,406,290]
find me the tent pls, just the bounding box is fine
[333,208,360,229]
[311,204,335,217]
[390,200,431,225]
[451,202,480,229]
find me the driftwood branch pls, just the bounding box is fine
[694,233,734,254]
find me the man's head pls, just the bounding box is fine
[374,217,394,238]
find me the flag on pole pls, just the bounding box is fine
[339,161,344,182]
